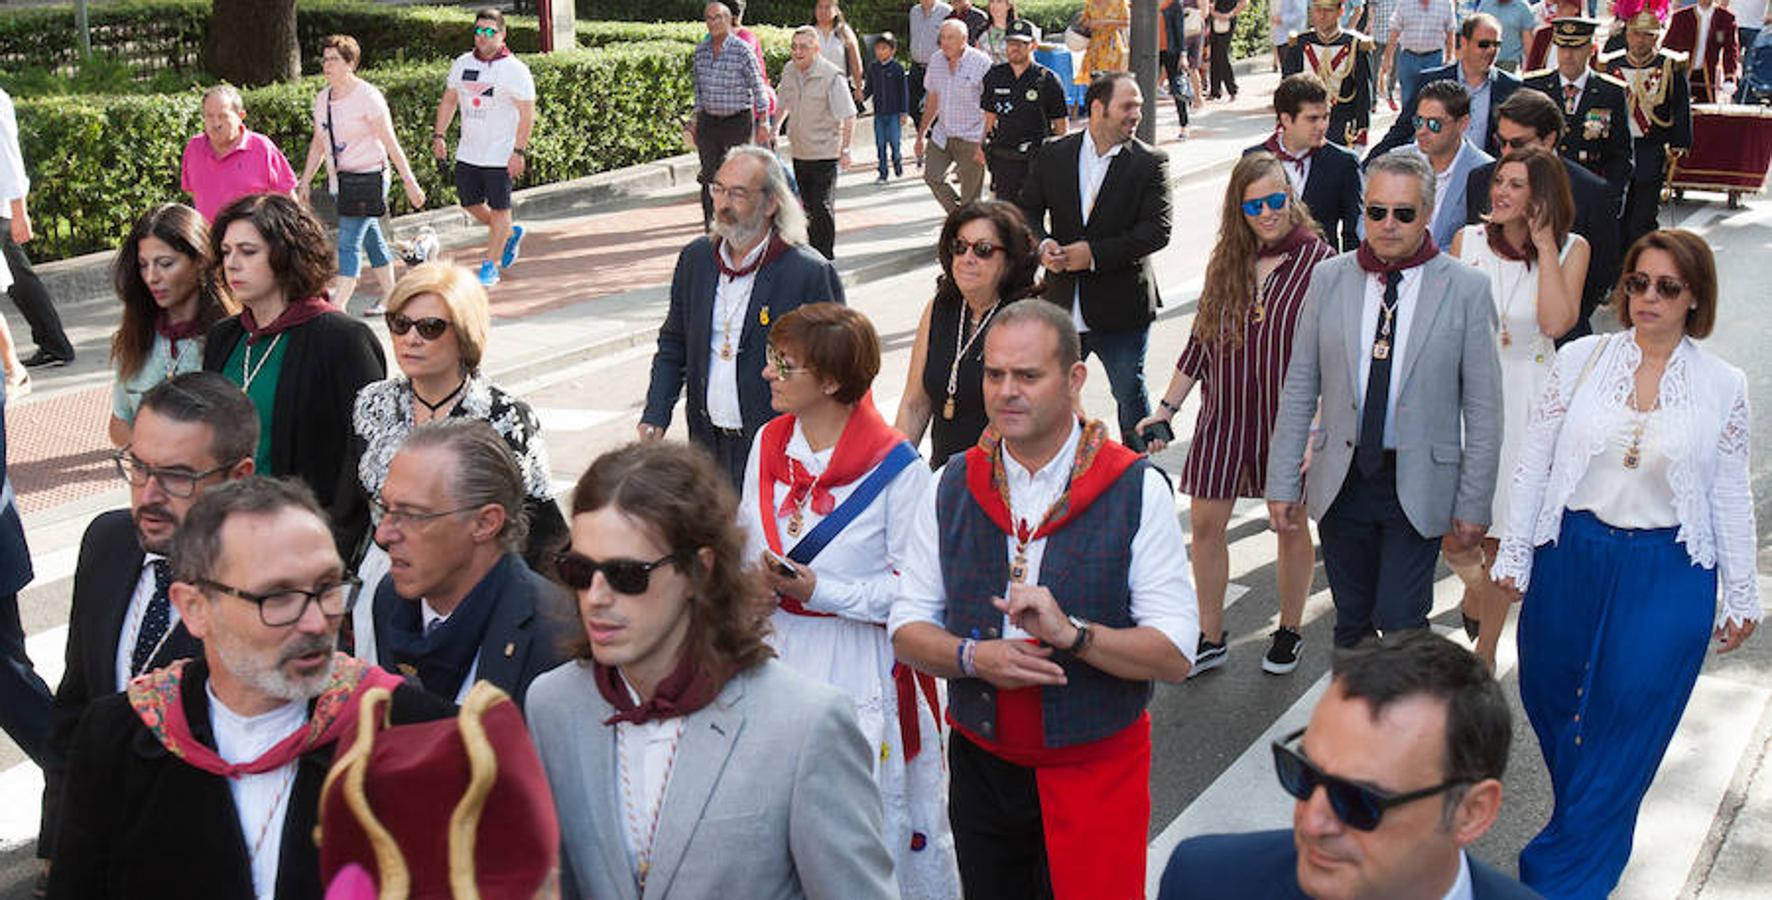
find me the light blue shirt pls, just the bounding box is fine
[112,331,203,423]
[1474,0,1539,64]
[1465,69,1495,151]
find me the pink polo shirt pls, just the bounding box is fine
[180,128,298,222]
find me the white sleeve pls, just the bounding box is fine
[738,431,767,562]
[1127,468,1199,663]
[446,56,466,91]
[886,462,951,639]
[509,59,538,102]
[0,91,28,203]
[807,460,932,623]
[1710,375,1762,628]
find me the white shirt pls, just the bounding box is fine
[1695,5,1716,76]
[614,682,686,878]
[0,87,27,205]
[420,599,482,704]
[1067,130,1125,333]
[115,554,183,692]
[1276,138,1314,193]
[888,421,1200,661]
[1357,265,1424,448]
[1442,850,1475,900]
[706,238,767,429]
[446,51,537,167]
[208,688,306,900]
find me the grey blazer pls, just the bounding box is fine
[1266,252,1503,536]
[525,658,898,900]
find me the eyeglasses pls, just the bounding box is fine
[950,237,1000,259]
[1497,134,1539,151]
[384,313,450,340]
[474,26,500,37]
[1271,729,1469,831]
[707,183,754,202]
[195,574,361,627]
[766,345,811,379]
[1473,39,1502,50]
[553,551,679,595]
[1365,204,1419,224]
[1240,192,1289,216]
[371,497,479,529]
[1412,115,1450,134]
[113,451,235,498]
[1622,272,1688,302]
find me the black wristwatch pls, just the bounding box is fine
[1065,615,1092,653]
[512,147,527,157]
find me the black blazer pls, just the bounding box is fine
[203,312,386,556]
[47,659,453,900]
[1368,63,1525,161]
[39,509,204,859]
[1243,140,1364,251]
[1157,829,1544,900]
[1521,69,1634,208]
[1464,155,1620,344]
[1018,131,1172,333]
[642,238,845,446]
[370,551,576,710]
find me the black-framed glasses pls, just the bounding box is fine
[1622,272,1687,302]
[766,345,811,380]
[1240,191,1289,216]
[1365,204,1419,224]
[371,497,479,529]
[1412,115,1449,134]
[112,450,235,498]
[950,237,1000,259]
[473,26,499,37]
[553,551,678,595]
[196,574,361,627]
[384,313,450,340]
[1272,729,1469,831]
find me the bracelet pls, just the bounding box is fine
[956,638,978,677]
[1158,398,1180,414]
[432,133,445,141]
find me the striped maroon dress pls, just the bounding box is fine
[1176,236,1337,499]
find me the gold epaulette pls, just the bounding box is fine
[1347,29,1375,52]
[1596,48,1627,68]
[1662,48,1690,70]
[1287,31,1303,48]
[1593,70,1628,90]
[1522,66,1558,82]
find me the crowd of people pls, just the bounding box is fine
[0,1,1763,898]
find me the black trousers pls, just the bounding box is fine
[0,217,73,361]
[792,158,839,260]
[1621,177,1663,254]
[695,111,755,230]
[986,151,1031,204]
[699,426,753,493]
[1317,455,1439,648]
[909,62,929,126]
[1207,27,1238,99]
[950,731,1055,900]
[1160,50,1189,127]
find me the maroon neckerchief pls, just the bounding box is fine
[1258,224,1316,259]
[238,295,335,343]
[1356,235,1440,276]
[594,656,731,726]
[157,312,205,361]
[473,46,512,63]
[713,232,791,279]
[1484,224,1536,269]
[1262,131,1315,168]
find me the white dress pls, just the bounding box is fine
[739,422,961,900]
[1456,224,1573,538]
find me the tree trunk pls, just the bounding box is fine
[204,0,299,86]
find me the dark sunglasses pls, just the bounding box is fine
[385,313,450,340]
[1473,39,1502,50]
[554,551,678,595]
[950,238,1000,260]
[1240,192,1289,216]
[1622,272,1688,301]
[1272,729,1469,831]
[1412,115,1448,134]
[1497,134,1538,151]
[1365,204,1419,224]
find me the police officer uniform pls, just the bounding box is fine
[1524,17,1634,213]
[1599,10,1693,249]
[1281,0,1376,147]
[980,20,1068,203]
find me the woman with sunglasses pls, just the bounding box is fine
[346,262,567,659]
[108,203,237,447]
[1137,153,1334,677]
[739,303,959,898]
[1492,229,1758,898]
[895,201,1043,468]
[202,193,385,556]
[1449,145,1588,665]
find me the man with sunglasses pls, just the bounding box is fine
[366,420,572,709]
[1368,14,1524,159]
[1522,17,1633,215]
[1396,80,1492,250]
[49,476,454,898]
[38,373,257,870]
[1266,151,1502,650]
[1157,632,1535,900]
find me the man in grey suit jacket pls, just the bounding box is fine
[1267,152,1502,648]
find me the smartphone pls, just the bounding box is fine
[1141,420,1175,447]
[763,549,799,578]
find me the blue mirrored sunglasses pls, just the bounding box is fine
[1240,192,1289,216]
[1412,115,1447,134]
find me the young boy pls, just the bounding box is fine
[862,32,910,183]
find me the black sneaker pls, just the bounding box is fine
[1189,634,1227,678]
[1262,627,1303,675]
[22,350,70,368]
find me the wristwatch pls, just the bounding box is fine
[1065,615,1092,654]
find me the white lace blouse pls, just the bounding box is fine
[1491,331,1760,628]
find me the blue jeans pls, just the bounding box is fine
[336,214,392,278]
[874,115,903,178]
[1080,325,1151,451]
[1394,50,1442,106]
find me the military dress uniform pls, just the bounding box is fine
[1600,44,1693,248]
[1282,27,1376,147]
[1524,18,1634,214]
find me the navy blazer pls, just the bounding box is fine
[642,237,844,446]
[1157,830,1544,900]
[1243,140,1364,252]
[0,382,28,598]
[1368,63,1524,161]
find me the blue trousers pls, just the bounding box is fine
[874,115,903,178]
[1518,511,1716,899]
[1316,456,1440,648]
[1394,50,1443,106]
[1080,325,1151,452]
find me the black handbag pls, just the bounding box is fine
[327,88,388,218]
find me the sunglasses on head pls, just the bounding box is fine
[1365,204,1419,224]
[1241,192,1289,216]
[950,238,1000,260]
[384,313,450,340]
[1622,272,1687,301]
[1272,729,1469,831]
[554,551,678,595]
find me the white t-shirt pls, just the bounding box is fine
[446,51,537,167]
